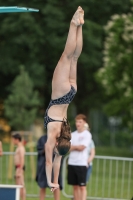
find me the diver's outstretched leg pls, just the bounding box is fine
[51,7,83,99]
[69,8,84,89]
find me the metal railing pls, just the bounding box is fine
[62,155,133,200]
[0,152,133,199]
[0,152,40,198]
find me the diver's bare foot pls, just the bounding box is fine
[71,8,81,26]
[78,6,84,25]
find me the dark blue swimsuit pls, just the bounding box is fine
[44,85,76,128]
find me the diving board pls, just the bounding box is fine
[0,6,39,13]
[0,185,23,200]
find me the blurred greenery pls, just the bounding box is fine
[99,130,133,148]
[96,0,133,130]
[4,66,40,130]
[0,0,132,145]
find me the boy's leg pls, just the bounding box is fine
[73,185,80,200]
[21,187,26,200]
[79,186,87,200]
[76,165,87,200]
[54,188,60,200]
[39,188,46,200]
[15,175,26,200]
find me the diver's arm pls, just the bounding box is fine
[53,154,62,184]
[45,132,59,189]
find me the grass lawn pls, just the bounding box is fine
[0,143,133,199]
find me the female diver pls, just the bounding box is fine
[44,6,84,191]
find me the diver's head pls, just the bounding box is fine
[56,119,71,156]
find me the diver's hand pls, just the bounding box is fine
[49,183,59,192]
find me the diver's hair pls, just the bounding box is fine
[75,114,87,122]
[12,133,22,141]
[56,118,71,156]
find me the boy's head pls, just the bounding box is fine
[12,133,22,145]
[75,114,87,131]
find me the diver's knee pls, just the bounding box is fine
[72,55,79,61]
[62,51,73,60]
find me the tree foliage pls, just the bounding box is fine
[4,67,40,130]
[0,0,131,116]
[96,0,133,129]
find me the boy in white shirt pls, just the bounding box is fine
[68,114,92,200]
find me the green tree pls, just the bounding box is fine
[4,67,40,130]
[0,0,131,115]
[96,0,133,129]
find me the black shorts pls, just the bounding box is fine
[67,165,87,186]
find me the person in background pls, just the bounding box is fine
[0,141,3,156]
[12,133,26,200]
[84,123,95,183]
[67,114,92,200]
[36,135,63,200]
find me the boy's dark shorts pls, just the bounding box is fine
[67,165,87,186]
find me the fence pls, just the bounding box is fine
[0,152,133,200]
[63,155,133,200]
[0,152,40,198]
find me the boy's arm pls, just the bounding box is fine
[88,148,95,165]
[70,145,86,151]
[70,133,92,152]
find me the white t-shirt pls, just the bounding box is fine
[68,130,92,166]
